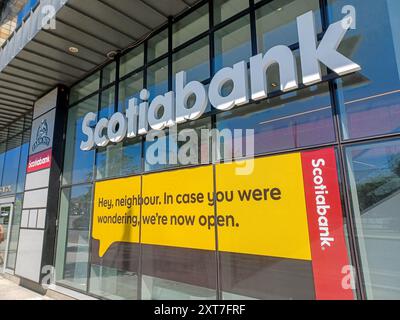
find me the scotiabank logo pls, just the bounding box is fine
[311,158,335,249]
[27,149,52,173]
[301,148,353,300]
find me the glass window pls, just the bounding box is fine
[214,0,249,24]
[345,139,400,299]
[118,71,144,112]
[173,4,209,48]
[120,45,144,78]
[96,139,142,180]
[256,0,322,52]
[141,166,217,300]
[16,140,29,193]
[172,36,210,90]
[55,185,92,291]
[100,86,116,118]
[89,242,140,300]
[63,95,98,186]
[214,16,252,71]
[0,143,6,186]
[147,58,169,99]
[6,194,23,270]
[70,72,100,105]
[148,28,169,62]
[2,134,22,195]
[102,62,117,87]
[216,83,335,156]
[144,118,212,173]
[328,0,400,140]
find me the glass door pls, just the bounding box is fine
[0,205,13,274]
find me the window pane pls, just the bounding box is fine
[16,142,29,193]
[118,72,144,112]
[100,86,116,118]
[56,185,92,291]
[144,118,212,173]
[6,194,23,270]
[214,16,252,71]
[0,143,5,185]
[141,166,217,300]
[147,59,169,99]
[256,0,322,52]
[63,96,98,185]
[328,0,400,139]
[216,83,335,156]
[148,28,168,62]
[70,72,100,105]
[96,139,142,180]
[173,4,209,48]
[214,0,249,24]
[102,62,116,87]
[120,45,144,78]
[2,135,22,195]
[172,36,210,90]
[345,139,400,299]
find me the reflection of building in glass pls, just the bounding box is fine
[0,0,28,45]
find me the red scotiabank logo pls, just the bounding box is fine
[301,148,354,300]
[27,149,52,173]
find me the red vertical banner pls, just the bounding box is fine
[301,148,354,300]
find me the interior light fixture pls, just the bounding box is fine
[69,46,79,54]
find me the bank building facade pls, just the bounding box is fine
[0,0,400,300]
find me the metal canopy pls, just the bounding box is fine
[0,0,200,132]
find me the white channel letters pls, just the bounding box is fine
[80,11,361,151]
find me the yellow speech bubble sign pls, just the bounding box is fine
[215,153,312,261]
[92,176,141,257]
[141,165,216,251]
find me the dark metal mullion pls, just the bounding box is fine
[168,16,173,92]
[0,127,10,186]
[115,56,120,113]
[249,0,258,56]
[137,38,149,301]
[53,85,71,286]
[86,67,104,295]
[208,0,221,301]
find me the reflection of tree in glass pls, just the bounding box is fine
[70,187,92,230]
[98,141,141,178]
[357,154,400,213]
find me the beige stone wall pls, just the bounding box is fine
[0,0,29,45]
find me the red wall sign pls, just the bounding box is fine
[27,148,52,173]
[301,148,354,300]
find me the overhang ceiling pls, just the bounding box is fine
[0,0,201,132]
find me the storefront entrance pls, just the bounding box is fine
[0,204,14,274]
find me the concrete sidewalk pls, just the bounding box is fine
[0,276,52,300]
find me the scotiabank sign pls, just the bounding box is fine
[92,147,352,299]
[80,11,361,151]
[27,149,52,173]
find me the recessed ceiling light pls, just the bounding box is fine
[69,46,79,54]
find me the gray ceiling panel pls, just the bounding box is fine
[16,50,87,77]
[67,0,151,40]
[25,41,98,71]
[3,65,56,87]
[0,72,52,91]
[101,0,166,29]
[59,5,136,49]
[34,31,106,64]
